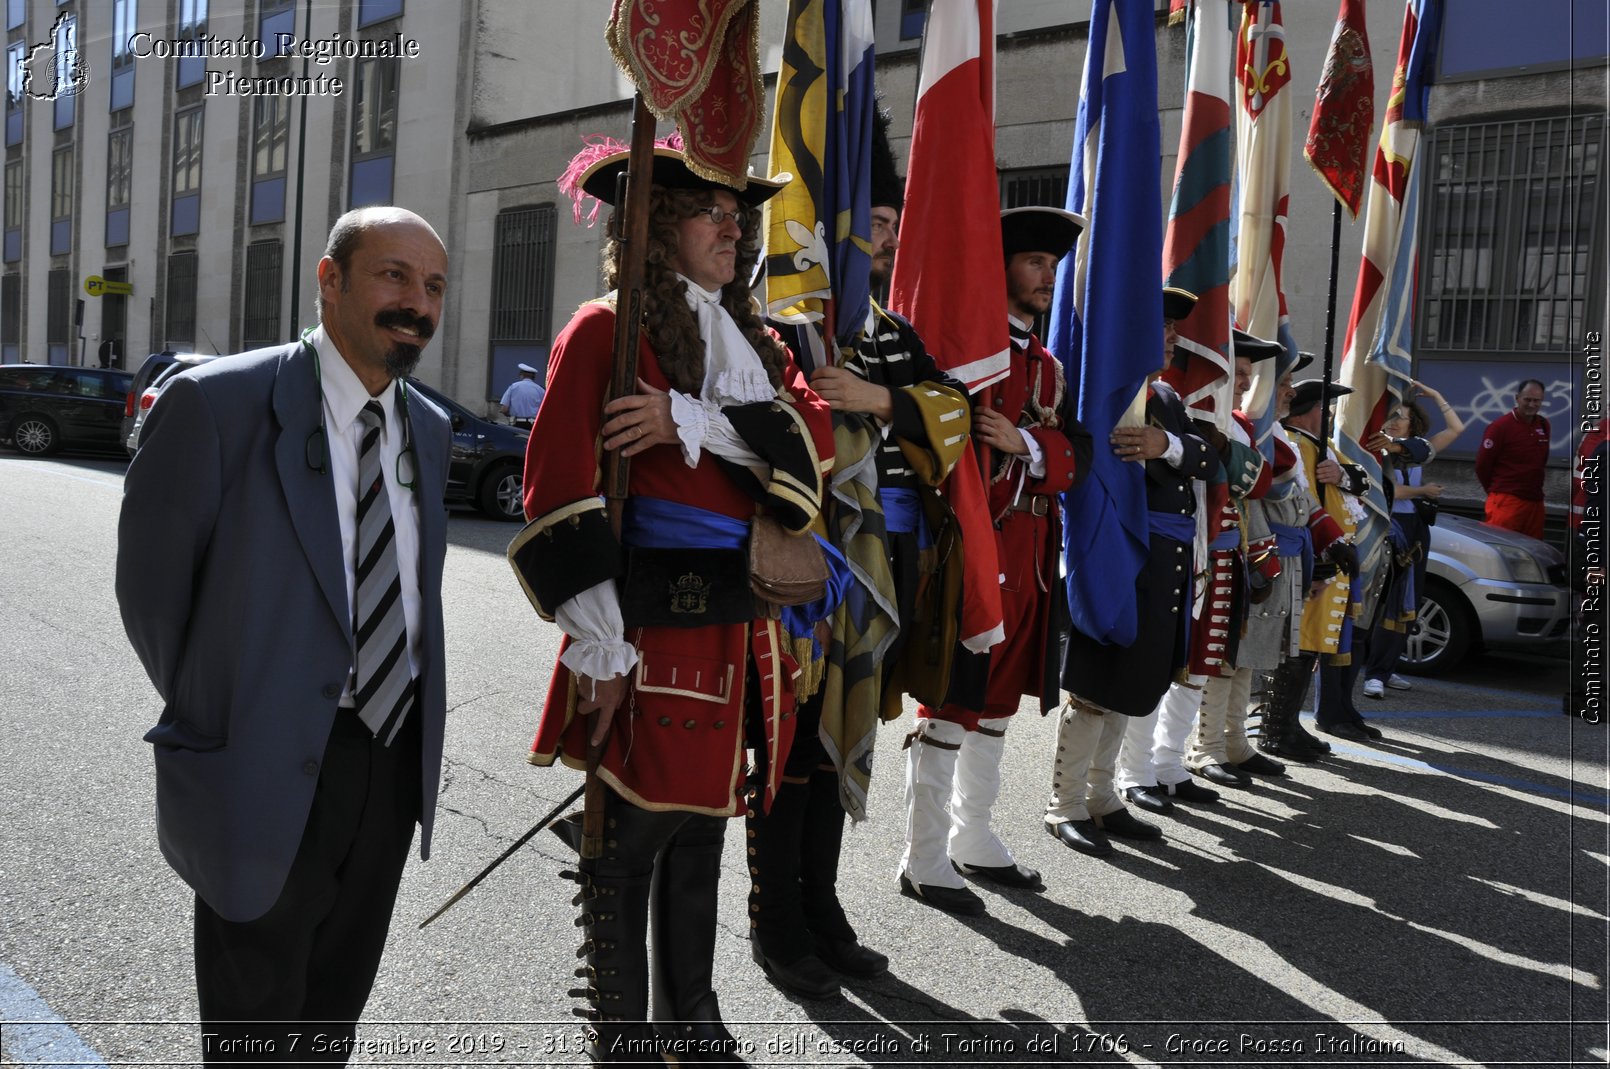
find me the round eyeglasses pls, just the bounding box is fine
[691,204,751,232]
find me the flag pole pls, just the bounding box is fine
[1317,199,1343,463]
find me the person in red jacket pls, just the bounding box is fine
[898,207,1092,917]
[513,142,837,1062]
[1476,379,1550,538]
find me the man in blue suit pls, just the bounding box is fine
[117,206,453,1064]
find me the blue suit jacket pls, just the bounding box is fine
[116,341,451,923]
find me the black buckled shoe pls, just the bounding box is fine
[1195,763,1252,789]
[749,937,840,1000]
[1232,753,1287,777]
[1091,807,1163,841]
[813,936,889,978]
[1046,818,1112,857]
[1123,784,1174,814]
[898,874,986,916]
[1152,778,1220,804]
[953,859,1045,891]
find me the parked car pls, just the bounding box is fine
[124,354,221,454]
[406,378,529,521]
[122,352,212,452]
[0,364,135,456]
[1402,513,1570,674]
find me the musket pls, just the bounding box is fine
[581,92,659,861]
[417,783,584,929]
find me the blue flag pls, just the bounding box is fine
[1049,0,1164,647]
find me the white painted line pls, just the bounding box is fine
[0,963,109,1068]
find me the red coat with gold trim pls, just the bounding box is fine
[518,301,834,817]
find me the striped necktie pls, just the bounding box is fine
[353,401,412,744]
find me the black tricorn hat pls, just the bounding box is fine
[1162,286,1198,321]
[1288,378,1353,417]
[577,146,790,209]
[1293,350,1315,375]
[1000,206,1085,261]
[870,105,903,211]
[1232,328,1283,362]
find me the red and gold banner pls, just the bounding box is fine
[606,0,765,189]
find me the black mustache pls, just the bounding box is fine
[375,309,434,340]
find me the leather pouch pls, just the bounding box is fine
[619,547,753,629]
[748,512,828,607]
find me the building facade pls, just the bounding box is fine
[4,0,1604,484]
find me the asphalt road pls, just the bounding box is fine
[2,453,1606,1068]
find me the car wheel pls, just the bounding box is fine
[11,414,59,456]
[1400,578,1474,676]
[478,460,524,521]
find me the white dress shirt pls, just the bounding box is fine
[310,325,424,705]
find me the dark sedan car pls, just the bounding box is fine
[0,364,135,456]
[407,378,528,521]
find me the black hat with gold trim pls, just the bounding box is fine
[558,135,790,224]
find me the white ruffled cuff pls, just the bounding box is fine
[669,389,708,467]
[560,637,638,682]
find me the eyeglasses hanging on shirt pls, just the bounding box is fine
[299,333,419,491]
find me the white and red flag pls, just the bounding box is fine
[886,0,1009,393]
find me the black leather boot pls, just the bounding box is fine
[650,815,748,1065]
[562,794,694,1066]
[800,767,887,978]
[1264,656,1326,761]
[747,778,840,998]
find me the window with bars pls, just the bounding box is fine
[1,273,18,355]
[243,240,282,348]
[999,167,1070,210]
[1419,113,1605,354]
[47,267,70,343]
[488,204,557,397]
[166,251,198,347]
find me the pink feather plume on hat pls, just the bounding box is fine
[557,131,685,227]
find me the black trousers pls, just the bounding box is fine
[193,708,421,1066]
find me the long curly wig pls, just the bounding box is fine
[602,187,789,397]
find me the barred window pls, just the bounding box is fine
[47,267,70,343]
[243,240,282,348]
[1,273,18,348]
[487,204,557,398]
[1419,113,1605,353]
[1000,167,1069,210]
[491,205,556,343]
[166,251,198,347]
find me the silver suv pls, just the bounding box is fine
[1404,513,1569,674]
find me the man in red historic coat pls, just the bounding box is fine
[899,207,1092,917]
[511,143,835,1063]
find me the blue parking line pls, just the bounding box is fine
[1316,742,1610,807]
[1358,708,1561,720]
[0,963,109,1067]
